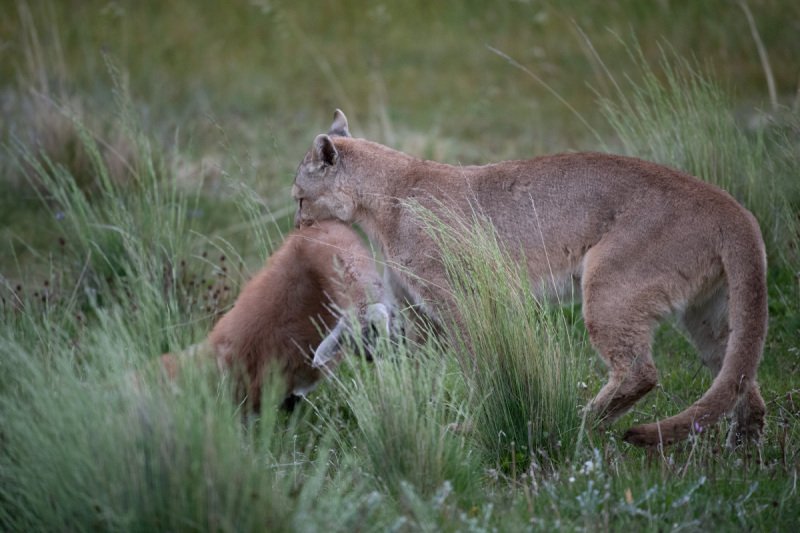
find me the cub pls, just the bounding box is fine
[160,220,390,412]
[292,110,768,447]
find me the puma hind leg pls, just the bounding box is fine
[582,315,659,427]
[682,284,765,446]
[580,244,667,428]
[581,293,659,425]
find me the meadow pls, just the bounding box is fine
[1,1,799,531]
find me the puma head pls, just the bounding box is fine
[293,109,354,228]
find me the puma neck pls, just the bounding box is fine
[335,138,412,238]
[336,138,466,234]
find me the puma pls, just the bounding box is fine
[160,220,390,412]
[292,110,767,447]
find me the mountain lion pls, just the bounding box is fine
[292,110,767,447]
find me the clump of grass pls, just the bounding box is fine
[322,334,480,503]
[412,203,589,469]
[12,91,145,194]
[15,100,187,275]
[7,3,146,194]
[4,74,225,357]
[0,327,381,532]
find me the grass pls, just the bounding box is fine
[414,203,590,467]
[1,332,378,531]
[2,1,799,531]
[324,340,480,502]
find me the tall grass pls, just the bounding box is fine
[0,94,380,532]
[412,203,589,469]
[0,329,381,532]
[15,99,187,270]
[1,70,257,363]
[323,336,480,503]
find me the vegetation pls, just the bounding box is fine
[1,1,798,531]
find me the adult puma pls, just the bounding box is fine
[160,220,390,412]
[292,110,767,447]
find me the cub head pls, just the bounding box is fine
[293,109,354,228]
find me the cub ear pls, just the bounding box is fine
[365,303,391,336]
[312,318,348,368]
[328,109,351,137]
[313,134,338,167]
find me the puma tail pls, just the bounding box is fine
[624,213,768,446]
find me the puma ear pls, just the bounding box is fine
[328,109,351,137]
[312,134,338,167]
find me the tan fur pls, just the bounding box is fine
[292,110,768,447]
[162,220,386,412]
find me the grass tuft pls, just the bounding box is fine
[413,203,590,469]
[324,335,480,502]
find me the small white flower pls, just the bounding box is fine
[568,476,576,483]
